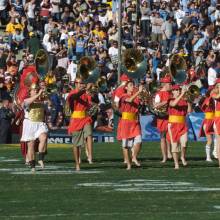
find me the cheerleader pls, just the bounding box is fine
[117,80,143,170]
[167,85,192,169]
[20,83,48,172]
[199,89,215,162]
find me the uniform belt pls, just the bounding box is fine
[215,111,220,117]
[71,111,86,119]
[168,115,185,123]
[122,112,137,120]
[205,112,214,120]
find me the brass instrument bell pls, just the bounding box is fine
[35,49,49,77]
[78,56,100,83]
[169,54,187,84]
[185,84,200,103]
[122,49,148,79]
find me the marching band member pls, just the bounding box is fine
[117,80,143,170]
[67,77,94,171]
[112,73,131,164]
[112,74,131,109]
[199,88,215,162]
[167,85,192,169]
[211,78,220,168]
[154,76,172,163]
[20,83,48,172]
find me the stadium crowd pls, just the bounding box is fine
[0,0,220,143]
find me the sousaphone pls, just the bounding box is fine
[78,56,100,83]
[169,54,187,84]
[121,49,148,79]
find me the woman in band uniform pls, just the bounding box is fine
[117,80,143,170]
[199,88,215,162]
[211,78,220,168]
[154,76,172,163]
[167,85,192,169]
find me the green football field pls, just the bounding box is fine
[0,142,220,220]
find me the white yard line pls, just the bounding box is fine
[1,210,220,218]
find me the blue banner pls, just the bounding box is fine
[140,113,205,142]
[188,113,206,142]
[42,114,207,144]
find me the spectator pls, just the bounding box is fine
[0,97,15,144]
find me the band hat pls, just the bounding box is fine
[172,85,180,90]
[120,74,131,82]
[160,76,172,83]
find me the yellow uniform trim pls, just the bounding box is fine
[71,111,86,119]
[122,112,137,120]
[168,115,185,123]
[215,111,220,117]
[205,112,214,120]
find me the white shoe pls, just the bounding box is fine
[206,158,213,162]
[38,160,45,169]
[213,152,218,159]
[31,168,36,173]
[87,158,93,164]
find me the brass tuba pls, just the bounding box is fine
[122,49,148,79]
[169,54,187,84]
[35,49,49,77]
[78,56,100,83]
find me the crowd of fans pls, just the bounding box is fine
[0,0,220,143]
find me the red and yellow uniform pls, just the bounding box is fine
[199,97,215,137]
[117,94,141,140]
[67,89,92,134]
[154,90,170,133]
[167,98,188,143]
[113,85,125,102]
[214,97,220,135]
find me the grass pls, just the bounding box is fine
[0,142,220,220]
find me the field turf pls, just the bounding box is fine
[0,142,220,220]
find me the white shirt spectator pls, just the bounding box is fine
[26,1,36,19]
[98,93,105,104]
[99,14,108,27]
[51,0,61,13]
[208,67,217,86]
[150,15,163,34]
[0,0,7,11]
[212,38,220,52]
[175,9,185,28]
[108,46,118,64]
[67,61,77,82]
[161,20,173,40]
